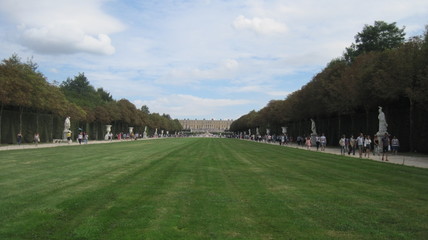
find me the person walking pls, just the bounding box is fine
[348,135,356,155]
[17,132,22,145]
[364,135,372,158]
[305,136,311,150]
[357,133,364,158]
[78,132,83,144]
[66,131,72,144]
[320,133,327,151]
[391,136,399,155]
[316,135,321,151]
[33,133,40,146]
[381,133,390,161]
[339,135,346,155]
[373,135,379,156]
[84,132,89,144]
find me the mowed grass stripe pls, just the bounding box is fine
[0,138,427,239]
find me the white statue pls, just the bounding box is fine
[105,125,112,140]
[64,116,71,131]
[143,126,147,138]
[377,106,388,134]
[281,127,287,134]
[310,118,317,135]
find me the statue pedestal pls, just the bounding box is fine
[310,133,317,146]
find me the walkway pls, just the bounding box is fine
[281,143,428,169]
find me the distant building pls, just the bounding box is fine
[179,119,234,133]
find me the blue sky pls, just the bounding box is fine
[1,0,427,120]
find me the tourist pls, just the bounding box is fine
[357,133,364,158]
[66,131,72,144]
[391,136,400,155]
[280,135,285,145]
[17,132,22,145]
[364,135,372,158]
[296,136,302,147]
[84,132,89,144]
[305,136,311,150]
[348,135,356,155]
[373,135,379,156]
[381,133,390,161]
[78,132,83,144]
[339,135,346,155]
[316,135,321,151]
[34,133,40,146]
[320,133,327,151]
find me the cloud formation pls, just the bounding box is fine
[0,0,124,55]
[233,15,287,34]
[1,0,427,120]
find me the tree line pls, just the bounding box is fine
[0,55,182,143]
[230,21,428,153]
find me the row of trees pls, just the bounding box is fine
[230,21,428,152]
[0,55,182,143]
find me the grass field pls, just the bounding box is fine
[0,138,427,240]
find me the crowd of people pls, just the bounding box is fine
[238,130,400,161]
[296,132,399,161]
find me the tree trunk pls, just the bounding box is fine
[19,106,24,134]
[338,113,341,138]
[36,110,39,133]
[0,103,3,144]
[51,114,54,141]
[409,98,414,152]
[365,107,370,133]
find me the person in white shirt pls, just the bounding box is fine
[356,133,364,158]
[364,135,372,158]
[320,133,327,151]
[339,135,346,155]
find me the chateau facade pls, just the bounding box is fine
[179,119,234,133]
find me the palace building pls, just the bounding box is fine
[179,119,234,133]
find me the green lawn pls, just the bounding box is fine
[0,138,427,240]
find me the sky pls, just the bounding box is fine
[0,0,427,120]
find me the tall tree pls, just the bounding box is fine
[344,21,405,62]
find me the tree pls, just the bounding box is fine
[140,105,150,114]
[97,88,114,102]
[60,73,103,109]
[344,21,405,62]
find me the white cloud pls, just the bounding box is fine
[0,0,124,55]
[1,0,428,120]
[233,15,287,34]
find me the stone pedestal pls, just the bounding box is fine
[310,133,317,146]
[63,130,68,141]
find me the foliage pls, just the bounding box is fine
[230,22,428,152]
[0,55,85,118]
[344,21,405,63]
[0,55,181,143]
